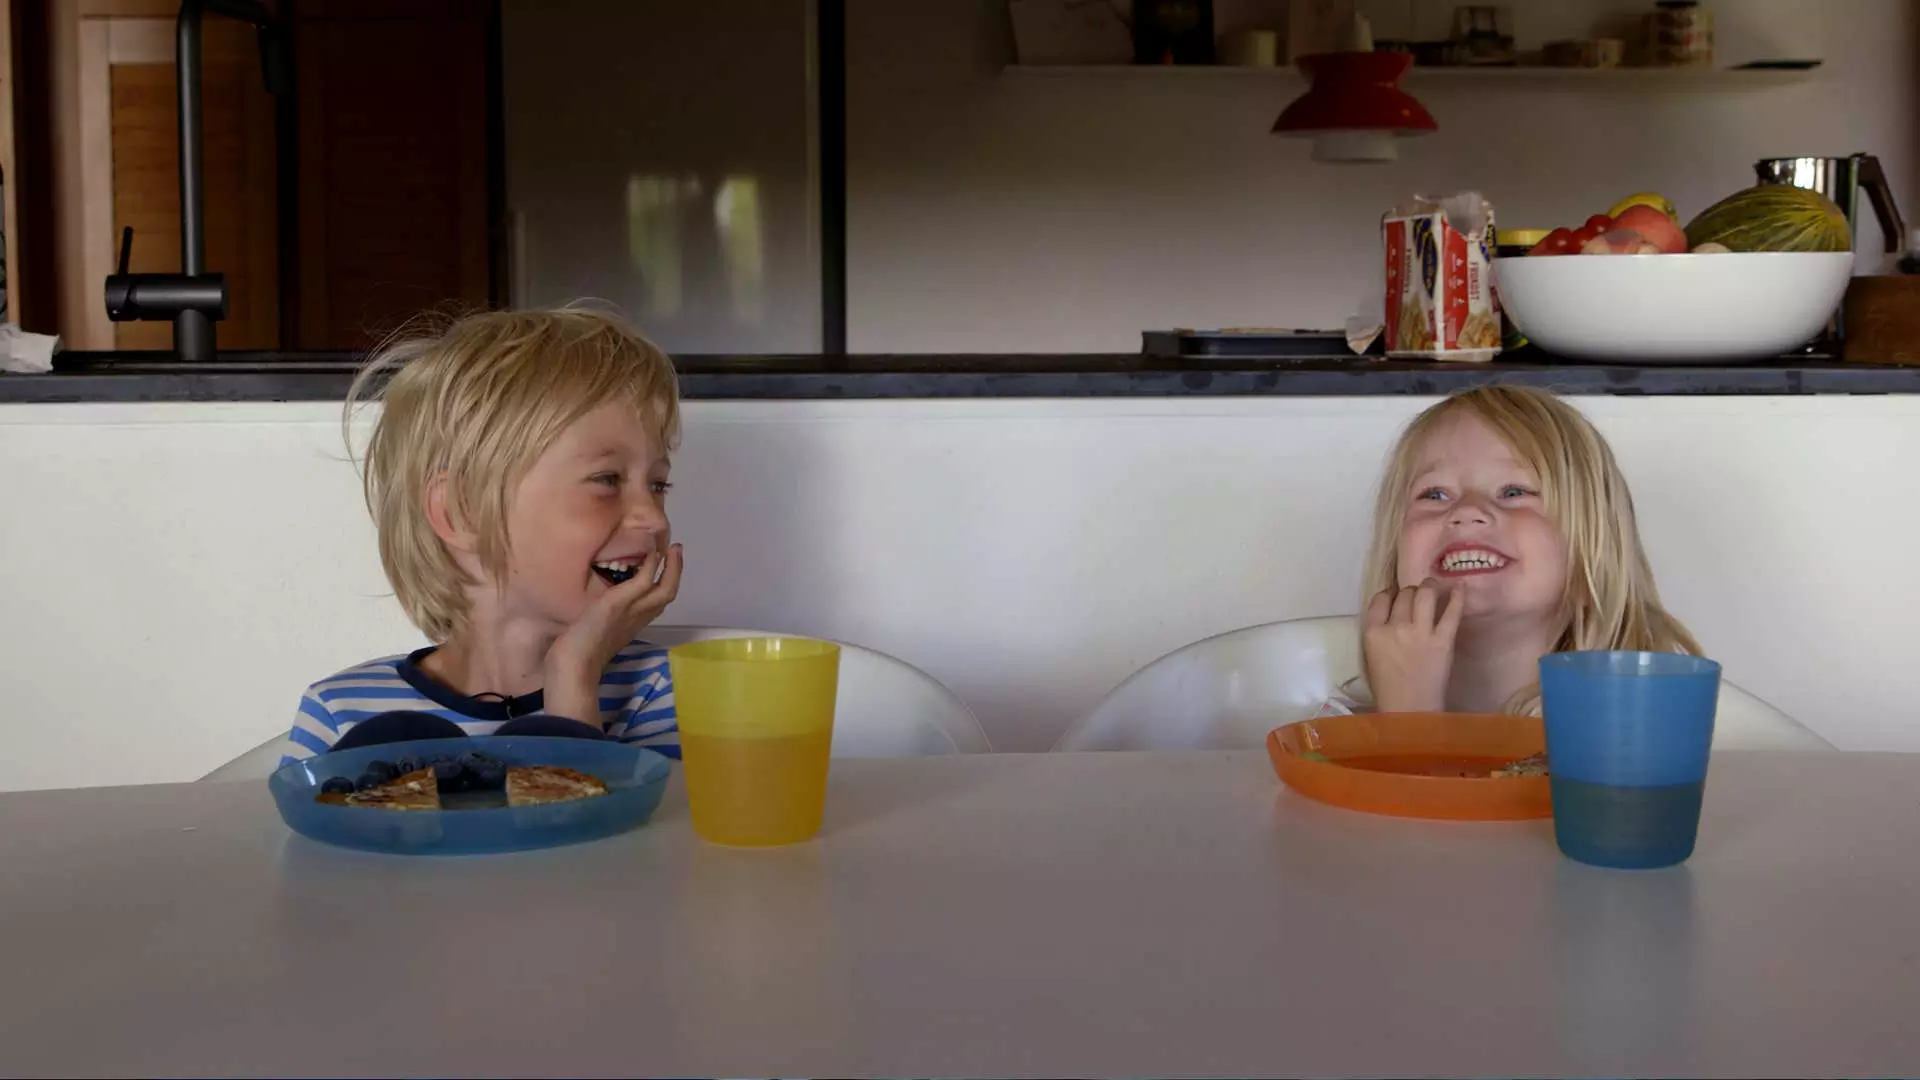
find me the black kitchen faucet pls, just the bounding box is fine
[103,0,290,362]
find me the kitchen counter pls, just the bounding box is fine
[4,350,1920,401]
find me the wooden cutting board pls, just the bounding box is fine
[1843,276,1920,365]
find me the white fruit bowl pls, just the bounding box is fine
[1493,251,1853,363]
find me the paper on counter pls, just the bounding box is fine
[1346,271,1386,355]
[1,324,60,374]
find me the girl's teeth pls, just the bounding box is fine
[1442,550,1507,571]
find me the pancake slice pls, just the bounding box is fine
[506,765,610,807]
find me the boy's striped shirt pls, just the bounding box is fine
[282,640,676,766]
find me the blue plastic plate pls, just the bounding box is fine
[270,737,673,855]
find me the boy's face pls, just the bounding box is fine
[498,401,673,630]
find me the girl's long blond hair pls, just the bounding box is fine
[1360,385,1701,714]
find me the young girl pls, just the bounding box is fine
[279,307,687,764]
[1338,384,1699,717]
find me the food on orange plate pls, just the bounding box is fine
[506,765,610,807]
[1492,752,1550,778]
[1299,747,1550,779]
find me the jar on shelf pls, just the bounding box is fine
[1645,1,1712,68]
[1493,228,1547,354]
[1132,0,1215,65]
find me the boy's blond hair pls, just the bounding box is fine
[1360,385,1700,714]
[346,307,681,642]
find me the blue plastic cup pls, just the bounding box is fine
[1539,651,1721,870]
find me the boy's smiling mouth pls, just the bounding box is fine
[1434,544,1512,576]
[591,557,645,586]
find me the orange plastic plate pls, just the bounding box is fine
[1267,712,1552,821]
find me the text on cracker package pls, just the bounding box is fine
[1383,193,1501,362]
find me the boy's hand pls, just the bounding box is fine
[1362,579,1462,714]
[543,544,684,726]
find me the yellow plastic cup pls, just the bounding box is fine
[668,636,840,846]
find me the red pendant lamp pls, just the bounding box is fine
[1272,16,1436,163]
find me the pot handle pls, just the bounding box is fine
[1857,153,1907,254]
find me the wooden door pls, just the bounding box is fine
[40,0,490,353]
[43,0,278,351]
[107,16,278,350]
[1,0,17,325]
[292,0,490,350]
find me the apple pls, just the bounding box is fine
[1581,229,1662,255]
[1611,205,1688,254]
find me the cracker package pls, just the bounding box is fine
[1382,192,1501,362]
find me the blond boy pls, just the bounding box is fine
[282,309,686,764]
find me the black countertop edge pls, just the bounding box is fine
[4,352,1920,403]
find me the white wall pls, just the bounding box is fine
[3,395,1917,792]
[848,0,1919,351]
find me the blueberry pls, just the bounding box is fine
[320,777,355,796]
[431,759,464,790]
[394,756,421,776]
[470,761,507,791]
[365,760,397,782]
[355,772,384,791]
[456,750,487,770]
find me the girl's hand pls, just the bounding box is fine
[542,544,684,725]
[1362,579,1462,713]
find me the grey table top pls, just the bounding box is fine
[2,749,1917,1078]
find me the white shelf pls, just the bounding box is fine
[1003,63,1823,88]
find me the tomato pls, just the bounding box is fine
[1569,214,1615,249]
[1528,227,1579,256]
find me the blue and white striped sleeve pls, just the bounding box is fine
[281,686,344,766]
[604,645,678,759]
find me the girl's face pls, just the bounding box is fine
[496,401,673,631]
[1395,410,1567,624]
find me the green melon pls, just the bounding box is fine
[1683,185,1852,253]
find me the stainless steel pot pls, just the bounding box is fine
[1755,153,1906,254]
